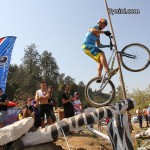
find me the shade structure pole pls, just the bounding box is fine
[104,0,127,99]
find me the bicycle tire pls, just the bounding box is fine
[120,43,150,72]
[85,76,115,108]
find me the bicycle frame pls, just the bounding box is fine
[99,48,116,91]
[98,35,136,91]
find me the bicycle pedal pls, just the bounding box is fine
[108,68,119,78]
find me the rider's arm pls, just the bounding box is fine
[96,39,112,48]
[89,28,104,36]
[96,39,101,46]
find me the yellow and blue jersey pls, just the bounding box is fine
[83,25,99,45]
[82,25,102,63]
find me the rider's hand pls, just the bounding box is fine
[104,31,111,36]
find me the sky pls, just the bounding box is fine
[0,0,150,93]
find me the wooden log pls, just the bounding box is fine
[0,117,34,146]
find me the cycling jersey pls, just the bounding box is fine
[82,25,103,63]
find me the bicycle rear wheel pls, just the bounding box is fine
[85,76,115,108]
[120,43,150,72]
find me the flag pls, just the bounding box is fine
[0,36,17,92]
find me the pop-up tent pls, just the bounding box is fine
[7,101,17,107]
[3,101,21,126]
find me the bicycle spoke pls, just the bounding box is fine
[85,77,115,107]
[121,43,150,72]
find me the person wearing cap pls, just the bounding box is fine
[0,88,9,128]
[72,92,82,115]
[82,18,118,80]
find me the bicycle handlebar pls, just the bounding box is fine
[98,34,114,50]
[109,35,114,50]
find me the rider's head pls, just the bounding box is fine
[97,18,108,30]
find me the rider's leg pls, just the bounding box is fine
[99,53,109,73]
[98,62,103,77]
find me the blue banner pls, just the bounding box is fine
[0,36,17,92]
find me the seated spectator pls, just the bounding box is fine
[18,111,23,120]
[18,105,28,120]
[19,97,32,120]
[28,105,35,120]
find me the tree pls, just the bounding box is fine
[40,50,59,87]
[22,43,41,95]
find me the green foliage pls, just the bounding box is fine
[40,50,59,87]
[131,88,150,113]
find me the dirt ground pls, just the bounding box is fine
[24,126,112,150]
[23,122,150,150]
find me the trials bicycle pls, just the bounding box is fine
[85,35,150,107]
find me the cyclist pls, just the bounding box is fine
[82,18,118,80]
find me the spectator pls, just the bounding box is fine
[61,84,74,118]
[72,92,82,115]
[18,105,28,120]
[136,107,143,129]
[28,105,35,120]
[18,97,32,120]
[143,106,149,127]
[147,104,150,125]
[48,85,56,123]
[35,81,52,128]
[26,97,32,107]
[31,100,41,128]
[0,88,9,128]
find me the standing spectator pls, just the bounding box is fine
[143,106,149,127]
[48,85,56,123]
[147,104,150,125]
[72,92,82,115]
[136,107,143,129]
[31,100,41,128]
[61,84,74,118]
[0,88,9,128]
[72,92,83,133]
[35,81,51,128]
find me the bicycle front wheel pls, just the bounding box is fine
[120,43,150,72]
[85,76,115,108]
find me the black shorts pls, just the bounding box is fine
[39,104,51,120]
[64,108,74,118]
[50,109,56,122]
